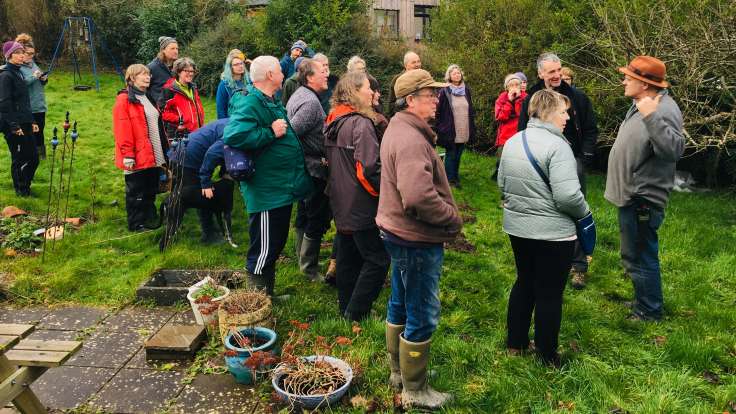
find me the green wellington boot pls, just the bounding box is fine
[386,322,405,390]
[399,335,453,410]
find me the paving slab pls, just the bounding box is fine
[31,366,116,410]
[67,328,142,368]
[100,306,175,335]
[168,309,197,325]
[25,329,79,341]
[125,347,193,371]
[170,373,264,414]
[38,306,108,331]
[91,368,184,413]
[0,306,51,324]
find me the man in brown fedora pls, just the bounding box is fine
[378,69,462,410]
[605,55,685,321]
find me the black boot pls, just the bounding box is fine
[198,209,224,245]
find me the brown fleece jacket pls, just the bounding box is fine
[376,111,462,243]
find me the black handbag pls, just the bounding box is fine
[223,145,257,181]
[520,131,596,255]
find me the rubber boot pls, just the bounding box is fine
[245,270,269,293]
[399,335,453,410]
[386,322,404,390]
[294,228,305,258]
[198,209,224,245]
[263,269,291,302]
[298,236,322,282]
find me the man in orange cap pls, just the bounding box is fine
[605,56,684,321]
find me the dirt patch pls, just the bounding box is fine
[457,202,478,224]
[445,233,476,253]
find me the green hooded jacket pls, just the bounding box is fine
[223,84,313,213]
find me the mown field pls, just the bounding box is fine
[1,73,735,413]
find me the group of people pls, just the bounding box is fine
[1,31,684,409]
[1,34,48,197]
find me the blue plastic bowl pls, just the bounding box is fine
[271,355,353,409]
[224,327,277,384]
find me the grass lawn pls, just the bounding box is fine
[1,72,736,412]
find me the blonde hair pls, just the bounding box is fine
[15,33,34,49]
[125,64,150,85]
[346,56,366,72]
[528,89,570,122]
[561,67,574,81]
[330,71,376,122]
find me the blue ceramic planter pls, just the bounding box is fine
[224,327,277,384]
[271,355,353,409]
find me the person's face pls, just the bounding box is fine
[506,79,521,92]
[408,87,439,121]
[291,48,303,59]
[372,88,381,107]
[521,81,527,91]
[132,70,151,90]
[405,54,421,70]
[231,58,245,76]
[449,68,463,84]
[308,63,329,92]
[23,47,35,64]
[163,43,178,61]
[358,78,373,107]
[268,66,285,90]
[561,74,572,85]
[8,49,25,65]
[622,75,649,99]
[539,60,562,89]
[178,66,195,84]
[546,102,570,131]
[320,60,330,77]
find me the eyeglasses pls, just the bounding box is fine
[24,51,35,56]
[181,69,197,74]
[413,90,440,99]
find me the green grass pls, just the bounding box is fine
[1,73,736,412]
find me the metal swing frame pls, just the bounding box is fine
[47,16,124,91]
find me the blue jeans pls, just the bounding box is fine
[618,200,665,319]
[384,239,444,342]
[444,143,465,183]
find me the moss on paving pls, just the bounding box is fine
[1,73,735,412]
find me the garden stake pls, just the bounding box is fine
[42,127,60,262]
[62,121,79,227]
[160,117,188,252]
[52,112,71,251]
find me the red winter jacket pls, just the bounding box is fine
[113,89,166,171]
[494,90,527,147]
[160,78,204,136]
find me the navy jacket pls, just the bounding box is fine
[0,63,34,131]
[147,58,173,106]
[434,85,477,148]
[168,118,229,188]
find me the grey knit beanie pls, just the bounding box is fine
[158,36,177,51]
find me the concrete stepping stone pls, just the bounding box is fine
[31,366,116,410]
[90,368,184,413]
[67,328,141,368]
[0,306,51,324]
[168,309,197,325]
[145,324,206,361]
[38,306,108,331]
[170,374,264,414]
[99,306,175,335]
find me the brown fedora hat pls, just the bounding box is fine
[618,56,669,88]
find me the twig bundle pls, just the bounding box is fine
[221,290,270,314]
[279,357,347,396]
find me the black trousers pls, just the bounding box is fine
[294,177,332,240]
[124,167,160,231]
[179,168,234,214]
[4,124,39,195]
[247,204,293,277]
[507,235,575,360]
[33,112,45,148]
[336,227,390,321]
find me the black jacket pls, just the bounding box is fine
[147,58,173,106]
[434,85,477,148]
[0,64,34,132]
[518,80,598,161]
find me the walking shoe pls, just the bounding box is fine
[324,258,337,286]
[626,311,659,322]
[570,270,587,290]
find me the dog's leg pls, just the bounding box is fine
[222,211,237,248]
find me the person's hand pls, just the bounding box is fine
[32,124,39,133]
[271,119,288,138]
[202,188,214,199]
[12,128,24,136]
[636,94,662,117]
[33,69,43,79]
[123,157,135,170]
[508,87,520,100]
